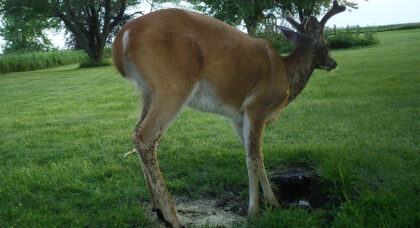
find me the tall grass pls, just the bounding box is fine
[0,47,112,74]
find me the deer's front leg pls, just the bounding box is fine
[258,151,280,207]
[243,112,266,217]
[235,113,279,217]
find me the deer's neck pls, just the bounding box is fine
[285,45,315,104]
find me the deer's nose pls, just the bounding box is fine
[331,60,337,69]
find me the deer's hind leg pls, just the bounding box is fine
[135,90,161,212]
[132,85,194,228]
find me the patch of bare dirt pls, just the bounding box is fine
[143,193,247,227]
[143,165,339,227]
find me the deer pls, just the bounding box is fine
[112,1,345,227]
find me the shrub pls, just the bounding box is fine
[253,22,294,53]
[255,30,294,53]
[254,22,379,53]
[324,26,379,49]
[103,47,112,59]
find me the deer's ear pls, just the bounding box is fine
[275,25,301,46]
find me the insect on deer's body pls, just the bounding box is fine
[112,2,345,227]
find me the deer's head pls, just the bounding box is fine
[276,0,346,71]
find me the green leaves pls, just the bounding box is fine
[169,0,360,35]
[0,0,140,61]
[0,0,59,54]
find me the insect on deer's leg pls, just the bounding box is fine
[243,111,266,217]
[132,89,193,228]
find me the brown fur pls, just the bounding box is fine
[112,2,344,226]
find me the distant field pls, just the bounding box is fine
[348,22,420,32]
[0,29,419,227]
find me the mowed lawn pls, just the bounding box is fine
[1,29,419,227]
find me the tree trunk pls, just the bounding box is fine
[87,43,105,62]
[53,0,131,64]
[245,21,258,35]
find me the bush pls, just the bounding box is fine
[254,23,379,53]
[324,26,379,49]
[103,47,112,59]
[255,30,294,53]
[253,23,294,53]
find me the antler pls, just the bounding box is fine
[284,11,306,33]
[320,0,346,28]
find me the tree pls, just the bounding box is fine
[0,15,52,54]
[1,0,142,62]
[52,0,142,62]
[186,0,277,35]
[275,0,358,23]
[173,0,359,35]
[0,2,59,54]
[63,0,160,51]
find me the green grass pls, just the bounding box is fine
[1,29,419,227]
[79,59,112,68]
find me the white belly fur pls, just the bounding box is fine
[188,80,242,122]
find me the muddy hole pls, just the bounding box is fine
[269,166,335,209]
[145,165,339,227]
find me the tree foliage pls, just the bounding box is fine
[0,1,59,54]
[1,0,142,61]
[276,0,358,22]
[176,0,359,35]
[186,0,277,34]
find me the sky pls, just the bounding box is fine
[1,0,420,53]
[326,0,420,27]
